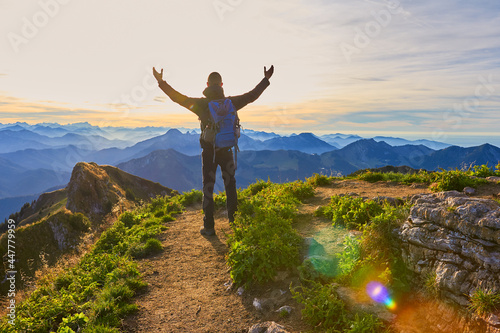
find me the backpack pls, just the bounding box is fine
[201,98,241,166]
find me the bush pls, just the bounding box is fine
[356,170,433,186]
[119,211,141,228]
[226,181,314,286]
[430,169,487,192]
[471,164,496,178]
[306,173,332,186]
[357,171,385,183]
[318,195,383,230]
[336,235,361,276]
[468,288,500,316]
[347,313,386,333]
[177,189,203,206]
[291,282,348,331]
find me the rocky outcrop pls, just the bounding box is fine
[66,162,176,221]
[398,191,500,331]
[248,321,290,333]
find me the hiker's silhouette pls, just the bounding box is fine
[154,66,274,235]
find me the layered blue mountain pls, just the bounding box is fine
[2,121,500,221]
[258,133,337,154]
[117,149,201,193]
[421,144,500,170]
[0,156,69,199]
[372,136,451,150]
[322,139,435,170]
[117,149,329,193]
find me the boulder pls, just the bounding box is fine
[398,191,500,331]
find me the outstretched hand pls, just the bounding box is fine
[153,67,163,82]
[264,65,274,80]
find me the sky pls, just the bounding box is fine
[0,0,499,146]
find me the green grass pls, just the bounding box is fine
[468,288,500,316]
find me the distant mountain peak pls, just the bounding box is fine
[165,128,183,135]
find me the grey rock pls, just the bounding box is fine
[253,298,275,312]
[275,306,293,315]
[463,186,476,195]
[486,176,500,183]
[398,190,500,329]
[248,321,290,333]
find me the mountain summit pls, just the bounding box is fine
[66,162,177,221]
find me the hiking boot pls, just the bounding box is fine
[200,227,216,236]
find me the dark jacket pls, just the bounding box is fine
[158,78,270,146]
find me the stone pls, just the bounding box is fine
[248,321,290,333]
[486,176,500,183]
[253,298,275,312]
[275,306,293,315]
[486,314,500,327]
[463,186,476,195]
[398,190,500,323]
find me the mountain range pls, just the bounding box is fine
[1,122,499,221]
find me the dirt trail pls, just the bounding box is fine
[122,206,254,332]
[122,179,500,332]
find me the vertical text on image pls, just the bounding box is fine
[6,219,17,325]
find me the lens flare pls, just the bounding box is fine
[366,281,396,310]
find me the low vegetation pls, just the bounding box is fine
[226,180,314,286]
[0,192,189,332]
[2,164,498,331]
[352,163,498,192]
[468,288,500,316]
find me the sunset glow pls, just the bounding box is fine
[1,0,499,146]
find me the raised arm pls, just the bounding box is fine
[230,65,274,111]
[153,67,200,112]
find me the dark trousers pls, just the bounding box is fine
[202,147,237,229]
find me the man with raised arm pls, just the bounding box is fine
[153,65,274,236]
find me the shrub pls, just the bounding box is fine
[177,189,203,206]
[471,164,496,178]
[347,313,386,333]
[291,282,348,331]
[336,235,361,276]
[119,211,141,228]
[226,181,314,286]
[430,169,487,192]
[306,173,332,186]
[318,195,383,230]
[468,288,500,316]
[357,171,385,183]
